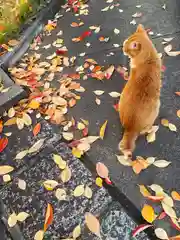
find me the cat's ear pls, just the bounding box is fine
[136,24,145,33]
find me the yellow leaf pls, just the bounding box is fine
[73,225,81,239]
[84,186,93,199]
[0,165,14,175]
[28,100,40,109]
[138,185,151,197]
[171,191,180,201]
[3,174,11,182]
[60,166,72,183]
[55,188,66,201]
[95,177,103,187]
[72,148,83,158]
[34,230,44,240]
[8,212,17,227]
[99,120,108,139]
[77,122,85,130]
[53,154,66,169]
[85,212,101,237]
[18,179,26,190]
[169,123,177,132]
[4,117,17,126]
[141,204,155,223]
[73,185,85,197]
[43,180,59,190]
[161,119,169,127]
[146,132,156,143]
[16,212,29,222]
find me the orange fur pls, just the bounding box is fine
[118,24,161,159]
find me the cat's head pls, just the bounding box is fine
[123,24,153,58]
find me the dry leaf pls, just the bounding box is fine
[0,165,14,175]
[96,177,103,187]
[170,235,180,240]
[96,162,109,178]
[28,139,45,154]
[55,188,66,201]
[62,132,74,141]
[132,224,153,238]
[18,179,26,190]
[28,100,40,109]
[146,131,156,143]
[153,160,171,168]
[61,166,72,183]
[138,185,151,197]
[53,154,66,169]
[8,212,17,227]
[93,90,104,96]
[43,180,59,190]
[141,204,155,223]
[34,230,44,240]
[15,150,28,160]
[116,155,132,166]
[16,212,29,222]
[171,191,180,201]
[22,113,32,126]
[8,107,15,118]
[85,212,101,237]
[73,225,81,239]
[154,228,169,240]
[33,123,41,137]
[73,185,85,197]
[162,202,177,219]
[169,123,177,132]
[132,159,149,174]
[84,186,93,199]
[44,203,53,232]
[99,120,108,139]
[108,92,121,98]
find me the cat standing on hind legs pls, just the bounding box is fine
[118,24,162,159]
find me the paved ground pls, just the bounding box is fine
[1,0,180,239]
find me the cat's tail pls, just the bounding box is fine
[118,130,138,159]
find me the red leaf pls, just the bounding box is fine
[80,31,92,40]
[33,123,41,137]
[0,137,8,153]
[44,203,53,232]
[82,127,88,137]
[113,103,119,112]
[132,224,153,237]
[56,49,67,55]
[105,177,112,185]
[157,211,167,220]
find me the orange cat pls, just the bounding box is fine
[118,24,161,159]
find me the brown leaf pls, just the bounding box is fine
[44,203,53,232]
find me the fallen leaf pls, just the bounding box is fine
[154,228,169,240]
[16,212,29,222]
[169,123,177,132]
[164,44,172,54]
[171,191,180,201]
[149,184,164,194]
[163,194,174,207]
[44,203,53,232]
[55,188,66,200]
[4,117,17,126]
[158,212,167,220]
[43,180,59,190]
[161,119,169,127]
[175,92,180,96]
[71,22,79,27]
[8,39,19,46]
[73,185,85,197]
[141,204,155,223]
[96,177,103,187]
[96,162,109,178]
[0,165,14,175]
[73,225,81,239]
[61,166,72,183]
[93,90,104,96]
[15,150,28,160]
[132,159,149,174]
[147,195,164,202]
[72,148,83,158]
[84,186,93,199]
[34,230,44,240]
[18,179,26,190]
[116,155,132,166]
[28,100,40,109]
[8,107,15,118]
[77,122,85,130]
[0,137,8,153]
[101,6,110,11]
[33,123,41,137]
[162,202,177,219]
[170,235,180,240]
[146,157,156,165]
[163,37,174,42]
[62,132,74,141]
[53,154,66,169]
[167,51,180,57]
[114,28,120,34]
[99,120,108,139]
[177,110,180,118]
[22,113,32,126]
[153,160,171,168]
[108,92,121,98]
[104,65,115,79]
[16,118,24,130]
[95,97,101,105]
[3,174,11,182]
[8,212,17,227]
[138,185,151,197]
[85,212,101,237]
[132,224,153,237]
[28,138,45,154]
[146,131,156,143]
[85,58,97,65]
